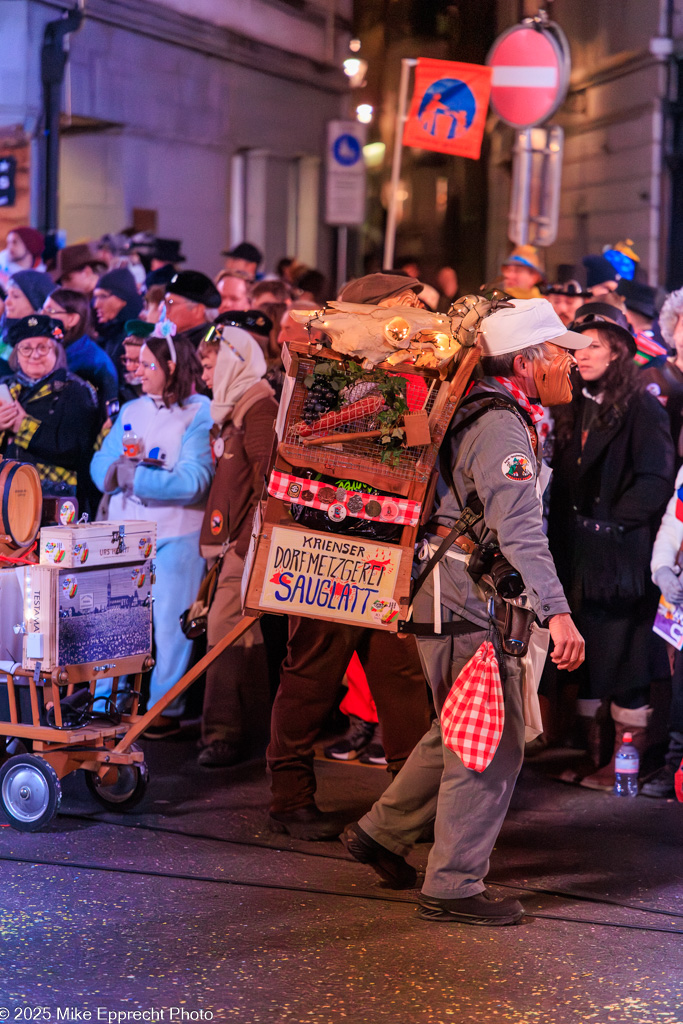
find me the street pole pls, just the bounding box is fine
[383,58,416,270]
[336,225,348,295]
[40,6,83,252]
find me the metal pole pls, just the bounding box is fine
[383,58,416,270]
[40,7,83,242]
[336,225,348,295]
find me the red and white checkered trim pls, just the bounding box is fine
[440,640,505,772]
[267,469,422,526]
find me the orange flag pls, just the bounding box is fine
[403,58,492,160]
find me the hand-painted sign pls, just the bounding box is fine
[258,526,403,628]
[403,58,492,160]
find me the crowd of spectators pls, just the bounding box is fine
[0,225,682,804]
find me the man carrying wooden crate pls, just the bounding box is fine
[343,298,587,926]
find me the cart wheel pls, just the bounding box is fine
[0,755,62,832]
[85,749,149,810]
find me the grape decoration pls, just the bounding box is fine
[302,378,339,426]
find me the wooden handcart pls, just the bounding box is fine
[0,615,255,831]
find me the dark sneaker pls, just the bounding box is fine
[358,742,388,766]
[341,823,417,889]
[268,804,343,841]
[324,718,376,761]
[641,762,677,799]
[418,890,524,926]
[197,741,241,768]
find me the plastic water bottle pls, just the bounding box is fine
[614,732,639,797]
[122,423,141,458]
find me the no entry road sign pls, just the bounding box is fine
[487,22,570,129]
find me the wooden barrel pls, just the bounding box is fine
[0,458,42,557]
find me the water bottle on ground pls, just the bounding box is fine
[122,423,141,458]
[614,731,639,797]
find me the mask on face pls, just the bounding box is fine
[532,345,574,405]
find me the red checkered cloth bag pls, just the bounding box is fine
[440,640,505,772]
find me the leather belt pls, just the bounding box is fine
[424,522,477,554]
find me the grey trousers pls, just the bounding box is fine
[358,626,525,899]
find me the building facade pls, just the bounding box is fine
[488,0,680,288]
[354,0,683,293]
[0,0,352,276]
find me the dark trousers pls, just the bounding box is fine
[267,617,432,814]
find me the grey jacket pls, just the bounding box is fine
[416,378,570,630]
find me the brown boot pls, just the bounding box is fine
[578,706,611,768]
[553,704,610,785]
[580,706,651,792]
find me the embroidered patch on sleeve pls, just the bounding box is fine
[502,453,533,482]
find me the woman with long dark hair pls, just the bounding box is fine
[548,313,674,790]
[90,332,214,737]
[42,287,119,421]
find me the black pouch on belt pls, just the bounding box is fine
[502,603,535,657]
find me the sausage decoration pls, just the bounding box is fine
[294,393,384,437]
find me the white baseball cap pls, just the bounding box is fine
[479,298,591,357]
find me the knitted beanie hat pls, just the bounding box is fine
[10,269,55,311]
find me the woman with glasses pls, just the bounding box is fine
[0,314,98,512]
[90,332,213,739]
[547,313,675,790]
[42,288,119,423]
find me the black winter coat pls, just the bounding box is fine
[548,386,675,699]
[0,368,99,512]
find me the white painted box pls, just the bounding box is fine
[39,521,157,568]
[23,561,154,670]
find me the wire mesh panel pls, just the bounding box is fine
[278,355,456,493]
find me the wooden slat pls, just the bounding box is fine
[5,672,17,725]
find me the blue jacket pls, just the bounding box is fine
[65,334,119,419]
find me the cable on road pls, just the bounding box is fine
[2,846,683,937]
[58,809,683,925]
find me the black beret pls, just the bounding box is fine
[215,308,273,337]
[166,270,221,309]
[6,314,65,348]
